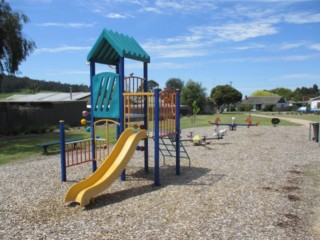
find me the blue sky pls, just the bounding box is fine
[8,0,320,97]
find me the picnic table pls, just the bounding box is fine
[37,138,84,154]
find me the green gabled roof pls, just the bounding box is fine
[87,29,150,65]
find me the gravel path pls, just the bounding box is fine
[251,113,318,128]
[1,125,320,239]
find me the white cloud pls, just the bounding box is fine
[35,46,91,54]
[106,13,132,19]
[190,21,278,42]
[37,22,95,28]
[281,73,320,80]
[154,0,217,13]
[284,12,320,24]
[232,43,268,50]
[143,35,211,59]
[155,0,183,10]
[309,44,320,51]
[140,7,162,14]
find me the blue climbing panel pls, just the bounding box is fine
[92,72,119,119]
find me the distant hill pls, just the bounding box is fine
[1,74,89,93]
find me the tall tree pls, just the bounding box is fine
[210,84,242,111]
[181,79,206,111]
[0,0,36,92]
[148,79,159,92]
[165,78,184,90]
[270,87,293,100]
[250,90,277,97]
[291,84,318,101]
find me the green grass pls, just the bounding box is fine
[180,112,299,129]
[0,113,303,165]
[0,92,13,99]
[0,126,117,165]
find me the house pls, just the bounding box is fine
[0,92,90,133]
[242,96,289,111]
[310,96,320,110]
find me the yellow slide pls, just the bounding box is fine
[64,128,147,207]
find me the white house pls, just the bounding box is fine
[310,96,320,110]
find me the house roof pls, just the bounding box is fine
[87,29,150,65]
[243,96,286,104]
[310,96,320,101]
[2,92,90,102]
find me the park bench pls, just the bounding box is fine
[37,138,84,154]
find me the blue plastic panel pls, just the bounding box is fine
[92,72,119,119]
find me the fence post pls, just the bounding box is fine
[59,120,66,182]
[143,62,149,173]
[175,89,181,175]
[154,88,160,186]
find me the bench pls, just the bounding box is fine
[37,138,84,154]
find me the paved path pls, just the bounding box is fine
[250,114,315,128]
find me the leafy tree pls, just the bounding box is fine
[137,79,159,92]
[147,79,159,92]
[270,87,293,101]
[210,85,242,111]
[181,79,206,111]
[191,100,200,125]
[0,0,36,92]
[1,74,90,92]
[165,78,184,90]
[250,90,277,97]
[293,84,319,101]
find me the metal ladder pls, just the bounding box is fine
[159,136,191,167]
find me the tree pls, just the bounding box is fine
[137,79,159,92]
[0,0,36,92]
[210,85,242,111]
[147,80,159,92]
[181,79,206,111]
[293,84,319,101]
[250,90,277,97]
[191,100,200,125]
[165,78,184,90]
[270,87,293,101]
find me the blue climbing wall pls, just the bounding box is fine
[92,72,119,119]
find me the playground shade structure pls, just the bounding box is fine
[64,128,147,207]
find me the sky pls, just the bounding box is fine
[7,0,320,97]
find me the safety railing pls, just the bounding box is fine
[123,89,177,138]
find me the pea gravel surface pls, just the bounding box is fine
[1,125,320,239]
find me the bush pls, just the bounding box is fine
[238,103,252,112]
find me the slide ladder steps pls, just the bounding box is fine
[159,136,190,167]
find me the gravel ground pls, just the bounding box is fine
[1,125,320,239]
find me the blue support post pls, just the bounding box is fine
[154,88,160,186]
[119,57,126,181]
[175,89,181,175]
[59,120,66,182]
[90,61,97,172]
[116,63,121,140]
[119,57,125,134]
[143,62,149,172]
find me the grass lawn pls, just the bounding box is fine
[180,112,300,129]
[0,113,306,165]
[0,126,116,165]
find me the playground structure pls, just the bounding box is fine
[62,29,184,206]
